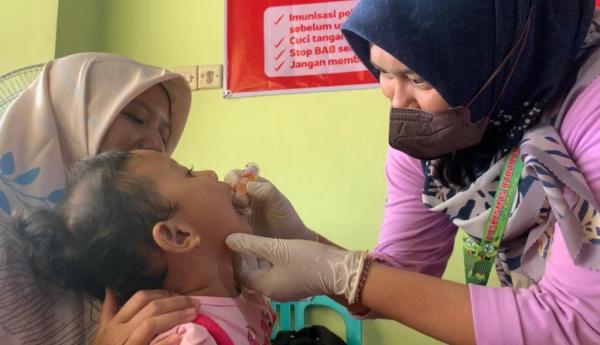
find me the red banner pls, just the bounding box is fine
[225,0,378,97]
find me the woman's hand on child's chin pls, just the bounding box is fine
[92,288,199,345]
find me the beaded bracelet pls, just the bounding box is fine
[349,252,373,305]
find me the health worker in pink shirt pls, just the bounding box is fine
[226,1,600,344]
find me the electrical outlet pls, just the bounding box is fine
[197,65,223,89]
[173,66,198,91]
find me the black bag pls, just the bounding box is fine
[272,325,347,345]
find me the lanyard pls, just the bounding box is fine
[463,147,524,285]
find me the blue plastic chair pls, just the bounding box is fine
[271,295,362,345]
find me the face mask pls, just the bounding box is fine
[389,106,488,160]
[388,5,533,160]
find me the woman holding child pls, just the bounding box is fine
[0,52,197,345]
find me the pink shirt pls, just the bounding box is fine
[151,289,275,345]
[374,76,600,344]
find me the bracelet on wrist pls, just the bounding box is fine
[348,251,372,305]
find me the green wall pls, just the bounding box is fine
[55,0,103,57]
[2,1,498,343]
[0,0,58,76]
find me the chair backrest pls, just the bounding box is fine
[271,295,362,345]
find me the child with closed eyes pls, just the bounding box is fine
[8,150,275,345]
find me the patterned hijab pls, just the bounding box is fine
[342,0,594,180]
[0,53,191,345]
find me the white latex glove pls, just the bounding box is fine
[225,169,319,241]
[225,233,369,303]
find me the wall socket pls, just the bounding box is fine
[173,64,222,91]
[174,65,198,91]
[197,65,222,89]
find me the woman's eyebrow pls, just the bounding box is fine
[128,100,148,111]
[130,100,170,121]
[399,68,417,76]
[369,60,386,72]
[129,100,171,129]
[369,60,417,76]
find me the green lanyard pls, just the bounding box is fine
[463,147,524,285]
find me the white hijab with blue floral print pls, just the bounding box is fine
[0,53,190,345]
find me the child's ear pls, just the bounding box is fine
[152,220,200,254]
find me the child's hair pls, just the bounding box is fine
[8,151,177,305]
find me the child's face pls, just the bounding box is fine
[128,150,253,244]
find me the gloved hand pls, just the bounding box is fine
[225,233,369,303]
[225,169,319,241]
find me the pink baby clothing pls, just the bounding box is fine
[151,289,275,345]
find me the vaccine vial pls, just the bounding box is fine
[235,163,260,201]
